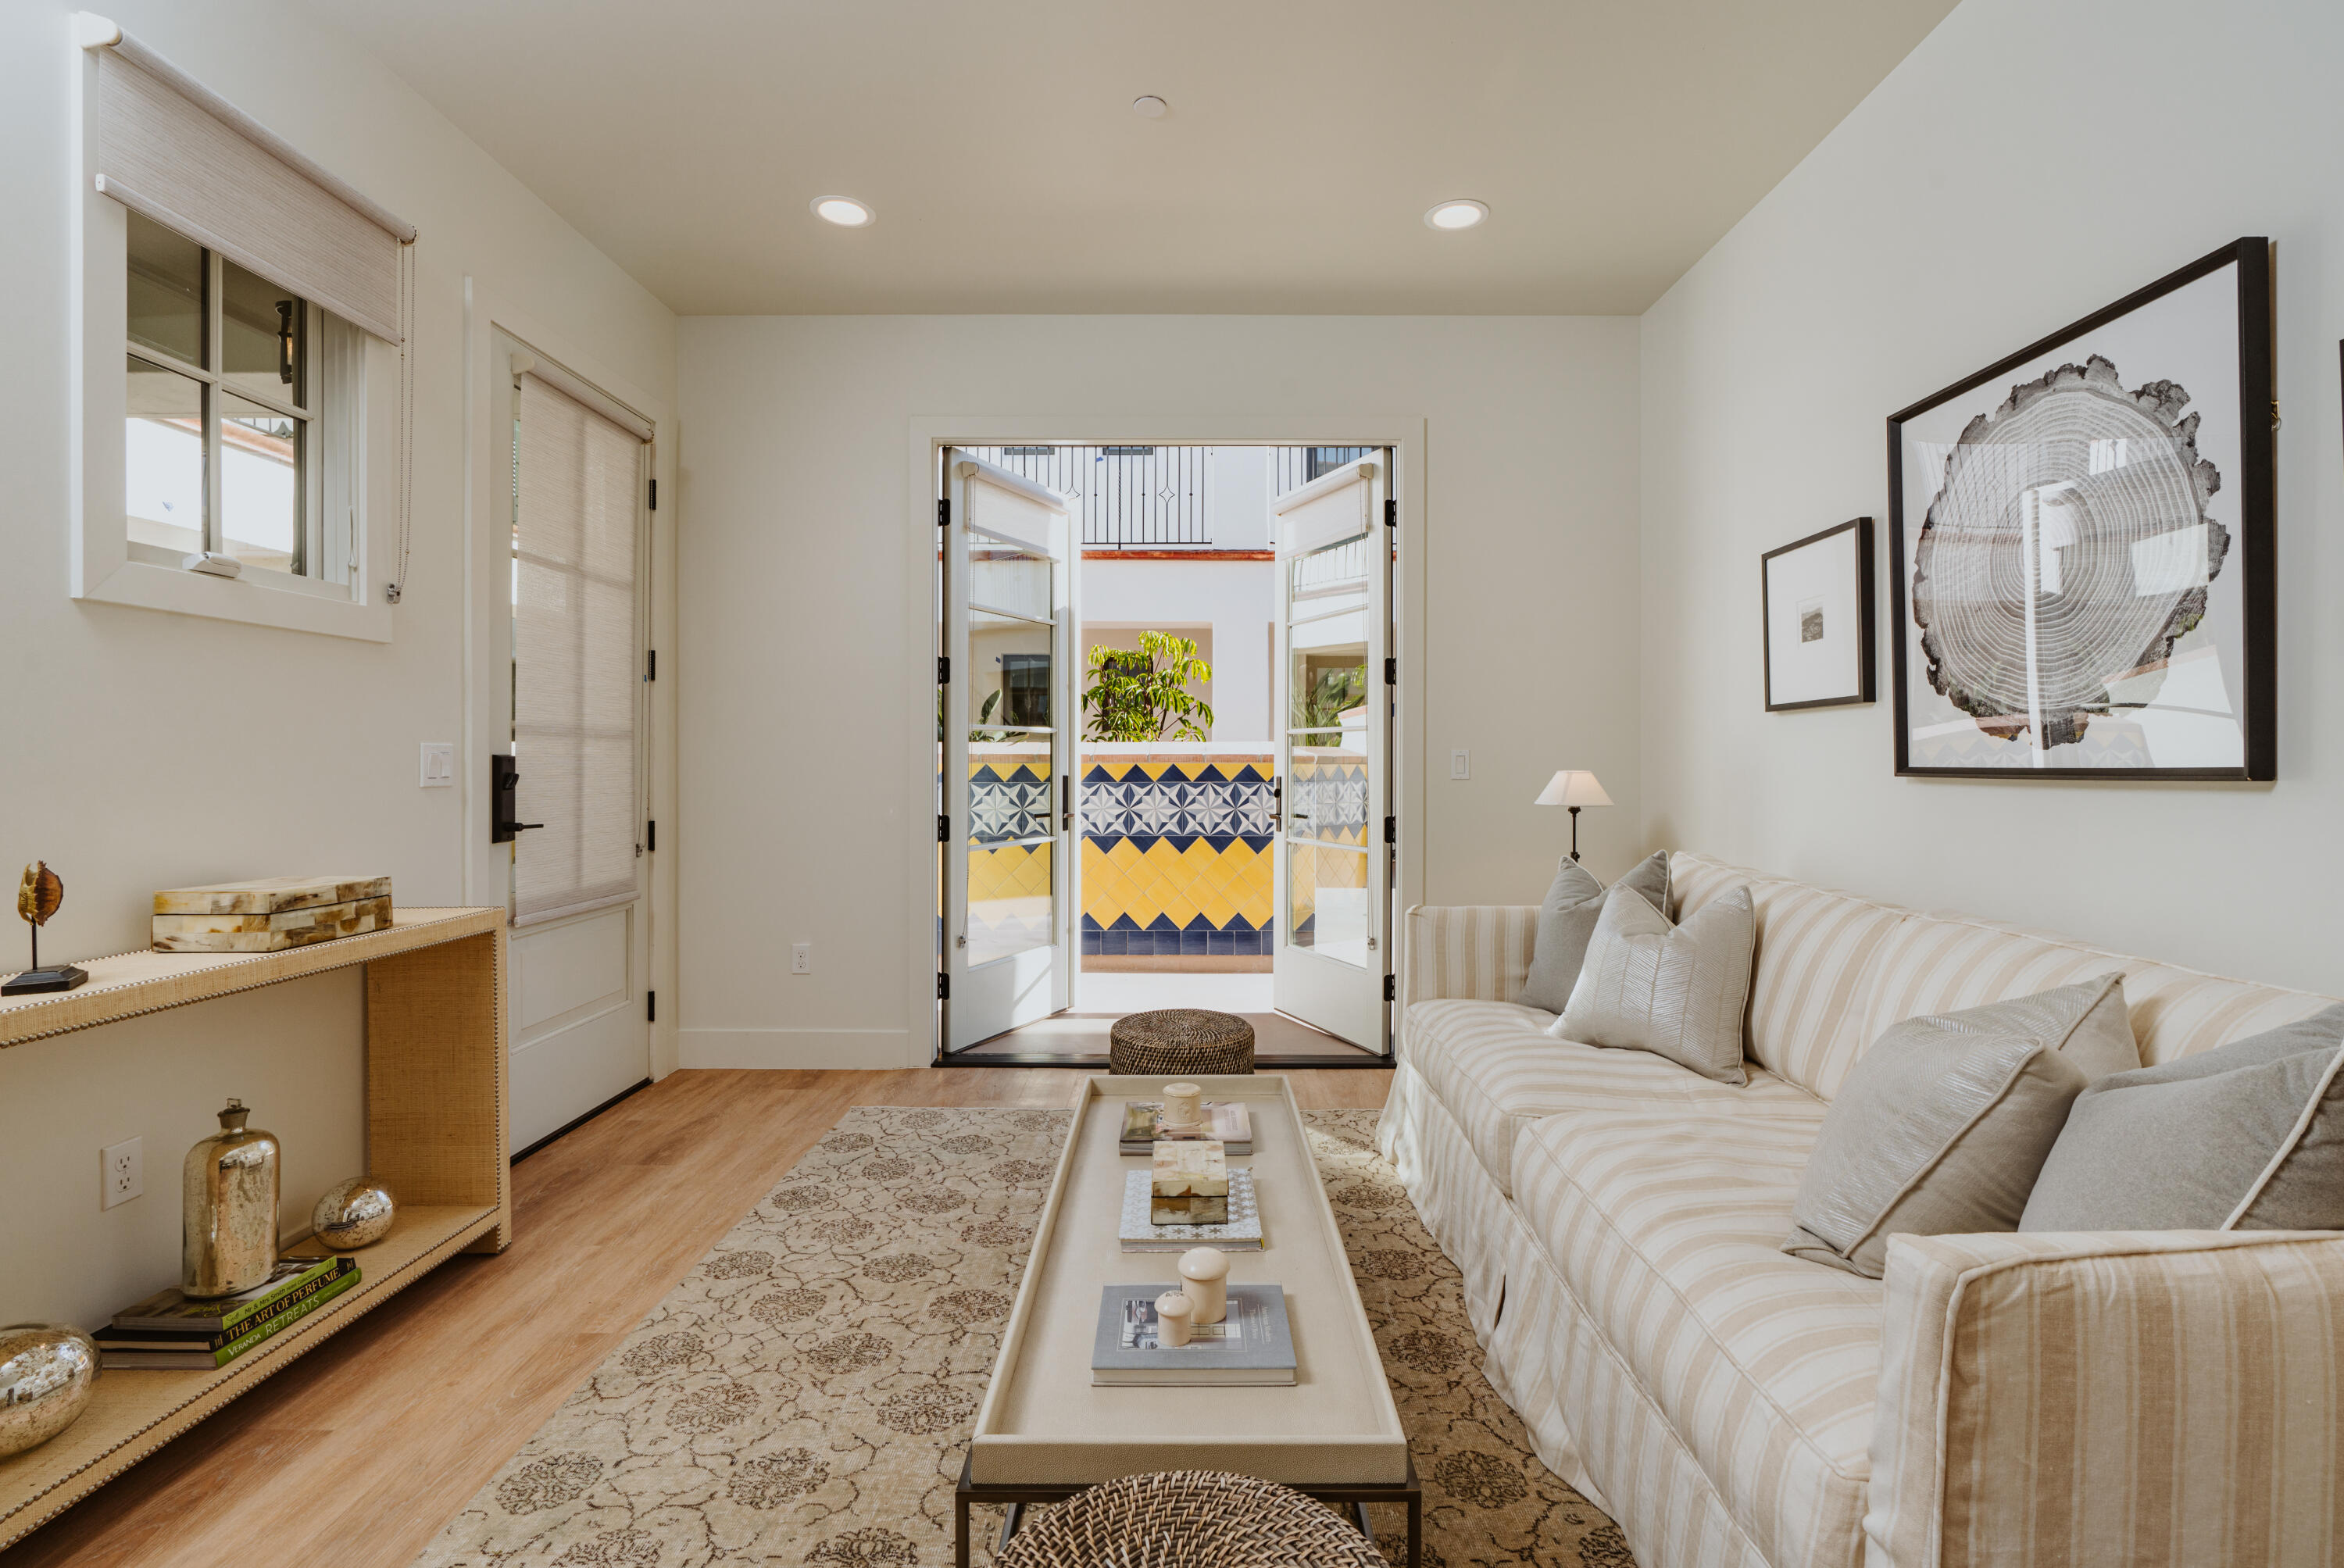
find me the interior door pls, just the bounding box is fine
[1270,458,1391,1049]
[943,452,1076,1051]
[499,341,652,1150]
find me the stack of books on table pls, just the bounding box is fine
[1090,1284,1295,1386]
[1118,1100,1252,1155]
[95,1255,359,1370]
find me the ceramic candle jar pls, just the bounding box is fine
[1155,1291,1194,1347]
[1162,1081,1203,1130]
[1177,1246,1229,1325]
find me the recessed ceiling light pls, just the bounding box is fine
[811,196,874,227]
[1424,199,1488,230]
[1132,95,1168,119]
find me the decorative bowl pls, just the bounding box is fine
[0,1323,100,1458]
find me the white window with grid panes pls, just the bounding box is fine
[124,210,366,587]
[74,17,412,640]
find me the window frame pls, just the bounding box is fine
[72,47,395,642]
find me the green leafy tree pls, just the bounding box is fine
[1295,663,1367,739]
[1083,631,1214,742]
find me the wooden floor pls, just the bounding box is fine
[2,1067,1390,1568]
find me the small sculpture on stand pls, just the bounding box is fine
[5,863,88,996]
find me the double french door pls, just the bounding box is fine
[940,452,1078,1051]
[1270,457,1392,1052]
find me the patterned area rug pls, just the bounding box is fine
[414,1107,1626,1567]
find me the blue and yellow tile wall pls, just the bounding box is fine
[1081,756,1274,956]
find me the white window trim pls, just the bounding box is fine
[69,34,395,641]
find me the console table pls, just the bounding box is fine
[0,906,509,1549]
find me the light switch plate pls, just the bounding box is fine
[102,1137,142,1209]
[420,742,455,787]
[1449,748,1471,780]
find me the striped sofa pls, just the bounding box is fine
[1376,851,2344,1568]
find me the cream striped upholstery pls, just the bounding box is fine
[1381,864,2344,1568]
[1867,1229,2344,1567]
[1399,902,1539,1012]
[1403,996,1817,1198]
[1847,913,2331,1071]
[1375,1059,1517,1345]
[1670,852,1909,1100]
[1511,1105,1881,1568]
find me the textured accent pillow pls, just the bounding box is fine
[2021,1002,2344,1233]
[1519,851,1671,1013]
[1553,880,1753,1085]
[1782,973,2139,1278]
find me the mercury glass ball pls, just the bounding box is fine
[312,1177,397,1250]
[0,1323,100,1458]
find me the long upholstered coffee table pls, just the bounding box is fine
[960,1073,1417,1566]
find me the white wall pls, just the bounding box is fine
[677,316,1642,1066]
[0,0,674,1327]
[1640,0,2344,995]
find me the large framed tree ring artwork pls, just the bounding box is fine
[1888,238,2274,780]
[1763,517,1874,710]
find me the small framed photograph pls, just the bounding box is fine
[1762,517,1874,711]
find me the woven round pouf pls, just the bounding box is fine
[995,1470,1385,1568]
[1108,1009,1255,1077]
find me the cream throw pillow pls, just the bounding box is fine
[1784,973,2139,1278]
[1553,881,1754,1085]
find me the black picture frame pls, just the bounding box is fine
[1760,517,1875,711]
[1886,237,2275,780]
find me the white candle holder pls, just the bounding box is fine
[1177,1246,1229,1325]
[1155,1291,1194,1347]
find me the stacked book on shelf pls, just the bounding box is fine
[94,1255,359,1370]
[1119,1100,1252,1155]
[1091,1284,1295,1386]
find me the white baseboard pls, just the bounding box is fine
[677,1027,919,1070]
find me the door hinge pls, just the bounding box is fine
[1384,497,1397,528]
[1383,973,1396,1002]
[937,813,950,843]
[647,990,656,1022]
[1384,656,1397,685]
[938,498,950,527]
[646,820,656,853]
[1384,816,1397,845]
[937,655,950,684]
[649,477,657,511]
[645,649,656,682]
[937,973,950,1001]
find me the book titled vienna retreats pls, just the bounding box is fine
[96,1264,359,1369]
[111,1255,355,1334]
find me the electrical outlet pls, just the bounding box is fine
[791,942,812,976]
[1449,748,1471,780]
[420,741,455,787]
[102,1137,142,1209]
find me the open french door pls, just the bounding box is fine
[942,452,1078,1052]
[1270,457,1392,1051]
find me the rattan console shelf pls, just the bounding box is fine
[0,907,511,1549]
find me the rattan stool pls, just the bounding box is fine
[994,1470,1385,1568]
[1108,1009,1256,1076]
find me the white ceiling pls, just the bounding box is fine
[312,0,1956,316]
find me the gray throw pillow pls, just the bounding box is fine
[1518,850,1670,1013]
[1555,880,1753,1085]
[1783,973,2139,1278]
[2021,1002,2344,1233]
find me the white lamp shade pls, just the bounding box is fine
[1535,770,1613,808]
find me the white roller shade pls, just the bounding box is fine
[84,16,413,344]
[514,374,644,925]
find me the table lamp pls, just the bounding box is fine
[1535,770,1612,862]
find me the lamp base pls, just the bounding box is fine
[3,965,89,996]
[1568,805,1582,863]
